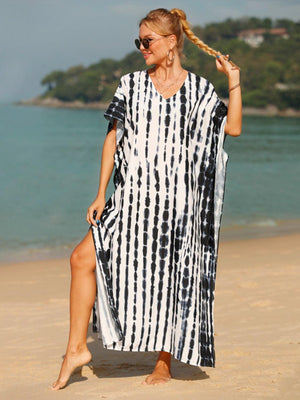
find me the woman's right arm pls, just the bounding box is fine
[86,119,117,227]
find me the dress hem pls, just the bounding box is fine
[96,337,215,368]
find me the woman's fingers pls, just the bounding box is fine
[87,208,97,227]
[216,52,233,75]
[86,198,106,227]
[86,207,104,227]
[216,52,224,65]
[216,53,229,63]
[94,209,103,224]
[215,55,224,70]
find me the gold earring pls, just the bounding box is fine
[167,49,175,62]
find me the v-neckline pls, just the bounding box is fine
[146,69,190,101]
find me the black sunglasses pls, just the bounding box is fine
[134,35,169,50]
[135,38,154,50]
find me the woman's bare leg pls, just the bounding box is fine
[52,229,96,390]
[142,351,172,385]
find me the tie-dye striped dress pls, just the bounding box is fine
[91,69,228,367]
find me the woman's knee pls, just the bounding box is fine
[70,245,95,274]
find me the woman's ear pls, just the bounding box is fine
[168,34,177,49]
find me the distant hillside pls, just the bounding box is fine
[38,17,300,110]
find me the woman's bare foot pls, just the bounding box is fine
[143,351,172,385]
[51,348,92,390]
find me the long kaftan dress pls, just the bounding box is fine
[91,70,229,367]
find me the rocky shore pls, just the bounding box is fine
[15,97,110,110]
[15,96,300,117]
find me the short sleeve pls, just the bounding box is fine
[104,77,126,144]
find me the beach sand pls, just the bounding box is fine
[0,233,299,400]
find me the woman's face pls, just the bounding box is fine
[138,23,170,66]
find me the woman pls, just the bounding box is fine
[52,7,241,390]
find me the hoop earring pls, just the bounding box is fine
[167,49,175,62]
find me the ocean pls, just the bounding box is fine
[0,103,299,263]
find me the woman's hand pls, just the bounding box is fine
[215,52,240,81]
[86,196,106,227]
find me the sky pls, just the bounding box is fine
[1,0,299,102]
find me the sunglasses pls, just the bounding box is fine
[134,35,170,50]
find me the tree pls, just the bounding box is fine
[41,70,65,91]
[38,17,300,110]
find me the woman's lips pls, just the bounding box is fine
[142,52,151,59]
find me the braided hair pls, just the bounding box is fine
[139,8,239,69]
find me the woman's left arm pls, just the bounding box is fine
[216,53,242,137]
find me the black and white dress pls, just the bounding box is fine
[91,70,229,367]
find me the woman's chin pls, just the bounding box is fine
[143,54,156,65]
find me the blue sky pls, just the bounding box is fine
[1,0,299,102]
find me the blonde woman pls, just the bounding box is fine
[52,7,241,390]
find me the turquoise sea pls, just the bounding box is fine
[0,103,299,263]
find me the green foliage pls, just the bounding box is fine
[41,70,65,91]
[40,17,300,109]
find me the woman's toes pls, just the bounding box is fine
[51,380,67,391]
[51,349,91,391]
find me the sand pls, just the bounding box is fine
[0,233,299,400]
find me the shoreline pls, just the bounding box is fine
[14,96,300,117]
[1,219,300,266]
[14,96,110,110]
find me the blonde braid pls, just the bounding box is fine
[170,8,240,70]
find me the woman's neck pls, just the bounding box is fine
[151,59,185,81]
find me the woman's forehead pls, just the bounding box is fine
[139,23,160,38]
